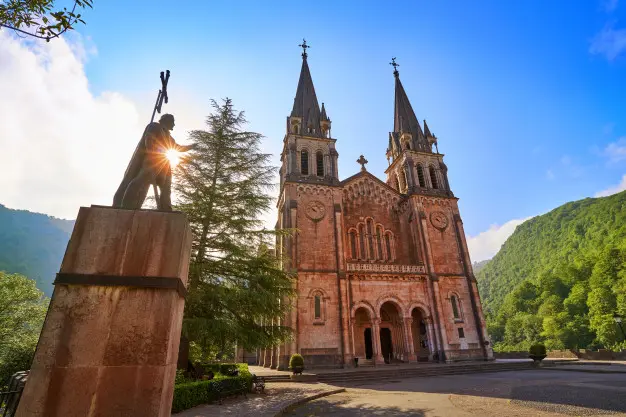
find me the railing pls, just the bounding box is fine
[0,371,28,417]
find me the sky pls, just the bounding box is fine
[2,0,626,262]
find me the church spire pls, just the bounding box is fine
[290,39,323,137]
[390,58,430,153]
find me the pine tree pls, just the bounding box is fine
[175,99,294,359]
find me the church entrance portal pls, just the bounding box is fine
[380,327,393,363]
[412,308,431,361]
[364,328,373,359]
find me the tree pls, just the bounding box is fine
[0,0,92,41]
[175,99,295,360]
[0,272,49,388]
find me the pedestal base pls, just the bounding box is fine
[17,207,192,417]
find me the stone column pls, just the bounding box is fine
[270,345,278,369]
[425,318,437,361]
[373,319,384,365]
[263,347,271,368]
[17,206,191,417]
[403,318,417,362]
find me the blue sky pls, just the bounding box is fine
[3,0,626,261]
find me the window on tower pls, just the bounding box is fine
[316,152,324,177]
[429,166,438,189]
[314,295,321,319]
[417,165,426,187]
[451,295,461,320]
[301,150,309,175]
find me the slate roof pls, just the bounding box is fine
[392,71,431,152]
[291,55,324,137]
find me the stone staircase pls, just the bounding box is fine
[316,361,535,385]
[257,360,543,384]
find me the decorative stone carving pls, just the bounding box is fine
[430,211,449,231]
[346,263,426,274]
[305,200,326,221]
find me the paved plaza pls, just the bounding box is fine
[286,370,626,417]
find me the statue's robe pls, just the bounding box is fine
[112,122,170,207]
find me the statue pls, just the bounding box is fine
[112,114,194,211]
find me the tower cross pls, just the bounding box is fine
[390,57,399,76]
[299,38,310,58]
[357,155,368,171]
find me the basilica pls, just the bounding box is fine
[261,44,493,369]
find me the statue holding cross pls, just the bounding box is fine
[112,70,195,211]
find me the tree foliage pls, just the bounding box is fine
[478,191,626,351]
[175,99,295,360]
[0,272,49,388]
[0,0,92,41]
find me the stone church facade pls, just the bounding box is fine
[260,48,493,369]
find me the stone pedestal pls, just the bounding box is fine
[17,206,192,417]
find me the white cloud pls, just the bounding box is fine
[0,32,152,219]
[603,0,619,12]
[467,217,532,263]
[590,22,626,61]
[595,174,626,197]
[603,137,626,164]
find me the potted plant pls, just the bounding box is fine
[289,353,305,375]
[529,342,547,365]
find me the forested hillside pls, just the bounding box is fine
[476,191,626,351]
[0,204,73,295]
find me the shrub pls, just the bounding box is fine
[289,353,304,369]
[529,343,547,357]
[171,363,252,413]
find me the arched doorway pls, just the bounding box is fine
[353,307,373,360]
[379,301,404,364]
[411,308,431,361]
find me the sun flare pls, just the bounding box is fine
[165,148,182,168]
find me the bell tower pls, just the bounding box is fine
[384,58,452,197]
[280,40,339,188]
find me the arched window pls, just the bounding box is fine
[293,124,299,134]
[366,219,374,260]
[385,233,392,261]
[376,226,383,260]
[316,152,324,177]
[406,142,411,150]
[451,295,461,320]
[429,166,438,189]
[314,295,321,319]
[417,165,426,188]
[394,176,401,192]
[349,230,357,259]
[358,224,366,259]
[301,150,309,175]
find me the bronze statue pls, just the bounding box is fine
[113,114,194,211]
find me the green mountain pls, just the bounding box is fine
[476,191,626,351]
[0,204,74,296]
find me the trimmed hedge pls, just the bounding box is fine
[172,363,252,413]
[529,343,547,357]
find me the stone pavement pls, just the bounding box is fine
[285,369,626,416]
[171,382,343,417]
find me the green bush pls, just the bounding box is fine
[289,353,304,369]
[529,343,547,357]
[171,363,252,413]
